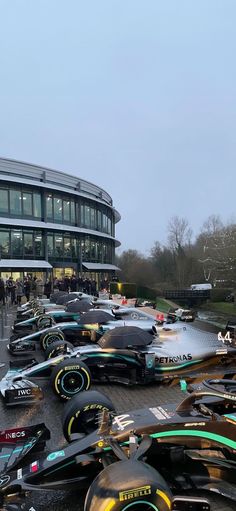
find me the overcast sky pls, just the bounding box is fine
[0,1,236,254]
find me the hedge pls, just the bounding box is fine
[109,282,157,300]
[210,288,233,302]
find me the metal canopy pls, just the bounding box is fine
[0,259,52,269]
[82,262,121,271]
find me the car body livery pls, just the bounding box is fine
[0,379,236,510]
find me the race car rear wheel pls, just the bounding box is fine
[51,359,91,402]
[40,330,65,351]
[62,389,115,441]
[45,340,74,359]
[84,460,172,511]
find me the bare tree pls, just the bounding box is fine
[197,215,236,285]
[167,216,192,251]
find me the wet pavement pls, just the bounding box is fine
[0,304,235,511]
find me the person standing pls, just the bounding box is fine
[44,279,52,299]
[70,275,77,292]
[36,278,44,299]
[31,277,37,299]
[0,279,6,305]
[16,279,24,305]
[24,278,31,302]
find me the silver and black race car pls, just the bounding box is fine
[1,324,236,405]
[0,378,236,510]
[9,308,158,354]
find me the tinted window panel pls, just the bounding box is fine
[34,233,43,257]
[63,200,70,222]
[33,193,41,218]
[0,231,10,256]
[0,189,9,214]
[10,190,22,215]
[54,198,62,222]
[22,193,33,216]
[12,230,23,256]
[24,233,33,255]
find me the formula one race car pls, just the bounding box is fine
[1,378,236,510]
[167,308,196,323]
[9,308,158,354]
[2,324,236,405]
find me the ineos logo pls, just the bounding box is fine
[0,475,10,487]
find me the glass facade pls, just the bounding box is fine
[0,186,42,219]
[0,185,115,236]
[0,228,44,258]
[0,176,118,276]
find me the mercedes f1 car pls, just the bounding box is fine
[9,308,158,354]
[167,308,196,323]
[1,378,236,510]
[2,324,236,405]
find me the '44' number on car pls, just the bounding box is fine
[218,331,232,343]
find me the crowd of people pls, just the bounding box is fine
[0,274,110,306]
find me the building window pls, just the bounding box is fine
[91,241,97,260]
[54,197,62,222]
[34,233,43,257]
[90,208,96,229]
[102,213,108,233]
[11,230,23,256]
[63,200,70,223]
[0,230,10,256]
[46,194,53,220]
[97,210,102,231]
[71,202,76,225]
[0,189,9,214]
[84,206,90,228]
[10,190,22,216]
[107,217,111,235]
[22,192,33,216]
[47,234,54,256]
[33,193,41,218]
[64,236,71,257]
[55,234,63,257]
[24,232,34,256]
[71,237,77,258]
[80,204,84,226]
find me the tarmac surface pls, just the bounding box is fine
[0,304,235,511]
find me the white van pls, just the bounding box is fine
[190,283,212,291]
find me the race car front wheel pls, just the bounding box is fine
[84,460,172,511]
[51,359,91,402]
[45,340,74,359]
[36,314,55,329]
[40,330,65,350]
[62,389,115,442]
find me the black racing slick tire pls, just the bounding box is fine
[62,390,115,441]
[45,340,74,359]
[51,359,91,402]
[40,330,65,351]
[84,460,172,511]
[36,314,54,329]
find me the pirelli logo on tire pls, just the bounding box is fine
[119,485,151,501]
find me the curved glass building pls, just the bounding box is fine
[0,157,121,282]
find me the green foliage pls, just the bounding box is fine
[110,282,137,298]
[155,298,172,312]
[137,286,157,300]
[110,282,158,300]
[210,288,233,302]
[198,301,236,314]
